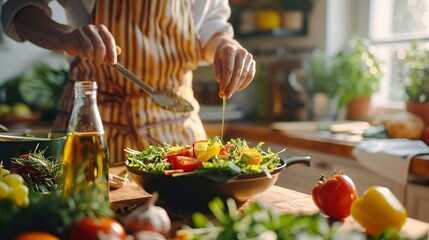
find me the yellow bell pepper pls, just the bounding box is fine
[193,141,221,162]
[242,148,262,165]
[351,186,407,237]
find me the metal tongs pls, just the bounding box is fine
[111,63,194,113]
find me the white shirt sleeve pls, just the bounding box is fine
[1,0,53,42]
[194,0,234,48]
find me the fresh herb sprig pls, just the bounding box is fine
[10,147,62,192]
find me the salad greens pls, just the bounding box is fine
[125,137,285,176]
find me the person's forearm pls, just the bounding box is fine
[14,6,73,52]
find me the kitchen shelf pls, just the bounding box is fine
[235,26,307,39]
[229,1,311,39]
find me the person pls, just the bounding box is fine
[1,0,255,162]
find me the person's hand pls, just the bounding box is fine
[60,24,118,65]
[213,41,255,99]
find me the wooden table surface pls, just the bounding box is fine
[109,167,429,239]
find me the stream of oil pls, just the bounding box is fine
[221,97,226,142]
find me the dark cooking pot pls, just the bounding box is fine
[126,156,311,210]
[0,130,66,169]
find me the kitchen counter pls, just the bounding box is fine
[203,122,429,179]
[109,166,429,238]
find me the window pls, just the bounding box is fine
[369,0,429,109]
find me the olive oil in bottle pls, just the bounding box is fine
[62,81,110,200]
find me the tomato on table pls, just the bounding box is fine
[67,216,126,240]
[311,172,358,220]
[170,156,203,172]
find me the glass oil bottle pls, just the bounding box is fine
[61,81,110,201]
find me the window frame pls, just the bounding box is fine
[355,0,429,113]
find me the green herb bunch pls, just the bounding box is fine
[10,147,62,193]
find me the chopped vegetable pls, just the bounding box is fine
[170,156,203,172]
[126,137,284,176]
[311,171,358,220]
[351,186,407,237]
[193,140,221,162]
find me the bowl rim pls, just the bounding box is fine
[0,130,66,142]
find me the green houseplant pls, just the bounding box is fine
[288,49,339,120]
[402,41,429,103]
[332,35,383,120]
[402,41,429,125]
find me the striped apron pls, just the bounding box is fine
[54,0,207,163]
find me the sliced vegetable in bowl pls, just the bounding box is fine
[124,137,310,210]
[125,137,284,177]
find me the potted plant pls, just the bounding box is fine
[288,49,340,120]
[332,35,383,120]
[304,49,339,120]
[402,40,429,125]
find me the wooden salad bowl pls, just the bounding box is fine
[125,156,311,210]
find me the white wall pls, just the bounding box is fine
[0,1,68,85]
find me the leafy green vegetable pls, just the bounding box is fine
[0,63,68,112]
[126,145,171,173]
[125,137,284,176]
[175,198,428,240]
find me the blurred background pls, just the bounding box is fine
[0,0,428,127]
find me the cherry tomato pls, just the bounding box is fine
[15,232,59,240]
[166,145,194,160]
[68,216,126,240]
[219,144,235,158]
[170,156,203,172]
[311,172,358,220]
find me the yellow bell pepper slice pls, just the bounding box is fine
[351,186,407,237]
[194,141,221,162]
[242,148,262,165]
